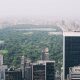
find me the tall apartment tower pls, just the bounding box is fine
[25,58,32,80]
[21,56,32,80]
[0,54,7,80]
[0,54,3,65]
[41,48,49,60]
[63,32,80,80]
[21,55,26,80]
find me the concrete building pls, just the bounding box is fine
[41,48,49,60]
[63,32,80,80]
[0,65,7,80]
[0,54,7,80]
[61,67,63,80]
[21,56,32,80]
[25,59,32,80]
[0,54,3,65]
[21,48,55,80]
[67,66,80,80]
[21,55,26,80]
[32,60,55,80]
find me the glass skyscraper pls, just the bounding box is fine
[32,61,55,80]
[63,32,80,80]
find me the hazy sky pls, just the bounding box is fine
[0,0,80,18]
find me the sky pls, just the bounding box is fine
[0,0,80,19]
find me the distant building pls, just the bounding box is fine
[20,48,55,80]
[32,60,55,80]
[0,54,3,65]
[0,54,7,80]
[21,55,26,80]
[21,56,32,80]
[5,70,22,80]
[41,48,49,60]
[61,67,63,80]
[68,66,80,80]
[55,70,61,80]
[25,59,32,80]
[0,65,7,80]
[63,32,80,80]
[32,62,45,80]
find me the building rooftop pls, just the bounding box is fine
[63,32,80,36]
[32,60,55,65]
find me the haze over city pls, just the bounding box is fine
[0,0,80,19]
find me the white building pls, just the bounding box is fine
[0,54,7,80]
[61,67,63,80]
[0,65,7,80]
[0,54,3,65]
[68,66,80,80]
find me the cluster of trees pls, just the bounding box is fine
[0,25,63,71]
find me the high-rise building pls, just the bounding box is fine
[0,65,7,80]
[0,54,7,80]
[32,60,55,80]
[61,67,63,80]
[0,54,3,65]
[21,55,26,80]
[25,59,32,80]
[21,56,32,80]
[41,48,49,60]
[63,32,80,80]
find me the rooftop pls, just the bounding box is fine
[63,32,80,36]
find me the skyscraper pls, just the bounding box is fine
[21,55,26,80]
[41,48,49,60]
[0,54,7,80]
[0,54,3,65]
[32,60,55,80]
[21,56,32,80]
[63,32,80,80]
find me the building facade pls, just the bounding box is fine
[0,65,7,80]
[25,60,32,80]
[5,70,22,80]
[68,66,80,80]
[41,48,49,60]
[0,54,7,80]
[0,54,3,65]
[32,60,55,80]
[63,32,80,80]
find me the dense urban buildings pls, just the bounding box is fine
[0,47,55,80]
[20,48,55,80]
[63,32,80,80]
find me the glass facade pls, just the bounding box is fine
[65,36,80,79]
[46,62,55,80]
[5,71,22,80]
[33,64,45,80]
